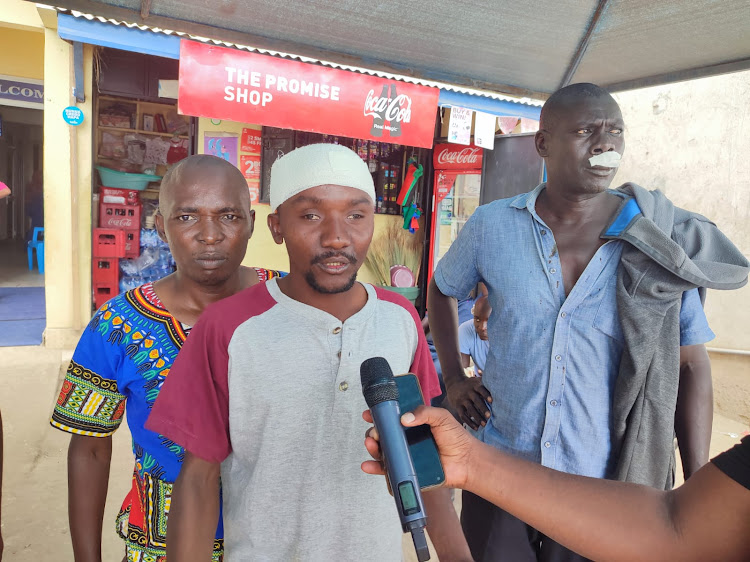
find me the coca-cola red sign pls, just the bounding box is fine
[178,40,439,148]
[433,143,484,170]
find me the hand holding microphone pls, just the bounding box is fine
[362,405,476,492]
[360,357,431,562]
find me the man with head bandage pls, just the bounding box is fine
[426,83,749,561]
[147,143,472,561]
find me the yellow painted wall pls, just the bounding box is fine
[0,27,44,80]
[0,0,45,31]
[43,34,94,348]
[196,117,400,283]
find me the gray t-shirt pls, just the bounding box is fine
[149,279,440,561]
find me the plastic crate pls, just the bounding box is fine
[100,186,140,206]
[93,228,126,258]
[100,201,142,230]
[96,166,161,191]
[93,257,119,287]
[124,229,140,259]
[93,282,118,310]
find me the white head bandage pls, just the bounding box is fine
[270,143,376,211]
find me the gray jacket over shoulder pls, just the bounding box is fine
[603,183,749,490]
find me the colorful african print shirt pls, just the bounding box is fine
[50,269,283,562]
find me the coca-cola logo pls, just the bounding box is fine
[104,218,135,228]
[437,147,481,166]
[364,89,412,123]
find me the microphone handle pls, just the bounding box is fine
[370,399,428,533]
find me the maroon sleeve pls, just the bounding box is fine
[146,283,275,463]
[373,287,441,403]
[410,321,441,403]
[146,313,232,463]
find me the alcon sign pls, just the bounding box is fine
[0,75,44,110]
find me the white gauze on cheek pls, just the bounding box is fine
[589,152,622,168]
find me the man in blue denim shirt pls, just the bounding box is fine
[428,83,715,562]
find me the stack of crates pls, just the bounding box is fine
[92,228,126,309]
[99,187,142,258]
[93,187,142,309]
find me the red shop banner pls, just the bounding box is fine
[433,143,483,170]
[178,40,440,149]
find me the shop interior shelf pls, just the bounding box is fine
[99,125,188,139]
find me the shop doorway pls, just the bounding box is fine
[0,105,45,346]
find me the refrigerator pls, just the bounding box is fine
[428,143,484,274]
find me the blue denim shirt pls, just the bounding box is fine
[433,185,714,478]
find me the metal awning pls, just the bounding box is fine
[46,0,750,99]
[56,11,544,119]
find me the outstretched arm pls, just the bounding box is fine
[67,435,113,562]
[363,407,750,562]
[167,452,220,561]
[468,433,749,562]
[675,344,713,479]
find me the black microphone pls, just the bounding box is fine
[361,357,430,562]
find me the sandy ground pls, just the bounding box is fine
[0,345,746,561]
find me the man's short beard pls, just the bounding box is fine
[304,270,358,294]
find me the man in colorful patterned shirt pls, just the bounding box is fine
[50,155,283,562]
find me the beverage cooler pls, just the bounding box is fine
[428,143,484,274]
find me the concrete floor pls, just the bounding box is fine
[0,344,746,561]
[0,239,45,288]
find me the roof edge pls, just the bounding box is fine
[50,0,548,101]
[604,58,750,93]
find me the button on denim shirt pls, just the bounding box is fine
[433,184,714,478]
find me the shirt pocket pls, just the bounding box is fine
[592,286,625,345]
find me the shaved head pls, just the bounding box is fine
[159,154,249,215]
[472,296,492,319]
[540,83,617,132]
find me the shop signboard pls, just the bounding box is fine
[178,40,440,149]
[0,75,44,110]
[433,143,483,171]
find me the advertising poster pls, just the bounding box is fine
[241,128,262,152]
[240,154,261,180]
[204,135,238,167]
[435,171,458,205]
[473,111,497,149]
[448,107,473,146]
[247,180,260,204]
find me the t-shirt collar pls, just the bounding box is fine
[265,277,376,327]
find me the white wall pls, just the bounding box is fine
[611,71,750,424]
[612,71,750,353]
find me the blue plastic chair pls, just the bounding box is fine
[27,227,44,274]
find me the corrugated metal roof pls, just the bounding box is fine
[59,7,543,108]
[48,0,750,97]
